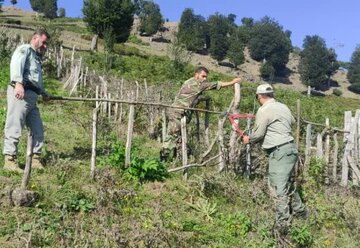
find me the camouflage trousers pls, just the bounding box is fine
[267,142,305,226]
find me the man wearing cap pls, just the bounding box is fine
[161,66,242,161]
[243,83,306,234]
[3,28,50,172]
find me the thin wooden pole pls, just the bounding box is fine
[332,133,339,183]
[341,111,353,186]
[324,118,330,184]
[90,86,99,178]
[181,116,188,180]
[125,92,135,168]
[295,99,301,176]
[22,132,33,190]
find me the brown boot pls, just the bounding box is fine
[3,155,23,173]
[32,154,45,169]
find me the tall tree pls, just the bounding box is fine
[177,8,208,52]
[248,16,292,76]
[136,0,163,35]
[43,0,58,19]
[58,7,66,18]
[347,45,360,93]
[227,26,246,68]
[11,0,17,6]
[30,0,57,19]
[298,35,331,88]
[207,13,230,62]
[83,0,135,43]
[30,0,44,12]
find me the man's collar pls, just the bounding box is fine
[262,98,276,106]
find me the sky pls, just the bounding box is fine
[4,0,360,62]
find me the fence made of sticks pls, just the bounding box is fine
[7,38,358,190]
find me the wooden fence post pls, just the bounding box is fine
[295,99,301,175]
[316,133,323,159]
[22,132,33,189]
[304,124,312,173]
[125,94,135,168]
[332,133,339,183]
[90,86,99,178]
[245,117,252,178]
[181,116,188,180]
[229,83,241,171]
[324,118,330,184]
[341,111,353,186]
[204,98,210,146]
[218,118,226,172]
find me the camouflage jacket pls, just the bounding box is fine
[168,77,221,119]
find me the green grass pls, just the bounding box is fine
[0,15,360,246]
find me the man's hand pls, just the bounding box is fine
[14,83,25,100]
[242,135,250,144]
[231,77,242,85]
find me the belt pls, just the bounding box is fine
[265,140,294,154]
[9,81,41,95]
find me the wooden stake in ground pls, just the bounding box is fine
[332,133,339,183]
[90,86,100,178]
[125,93,135,168]
[181,116,188,180]
[22,132,33,190]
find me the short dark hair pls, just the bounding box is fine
[258,92,274,98]
[195,66,209,74]
[33,28,50,40]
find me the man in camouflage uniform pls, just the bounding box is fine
[243,84,306,235]
[3,28,50,172]
[161,66,242,160]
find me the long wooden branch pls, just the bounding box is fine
[168,154,221,173]
[301,118,348,133]
[49,96,226,115]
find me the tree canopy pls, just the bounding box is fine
[207,13,231,62]
[83,0,135,43]
[298,35,333,88]
[177,8,208,52]
[347,45,360,93]
[30,0,58,19]
[135,0,163,36]
[248,16,292,76]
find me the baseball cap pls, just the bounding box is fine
[256,84,274,94]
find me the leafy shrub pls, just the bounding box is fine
[67,193,95,213]
[219,212,252,239]
[104,141,168,183]
[113,43,142,56]
[332,88,342,96]
[290,224,313,247]
[260,62,275,81]
[127,35,148,45]
[308,157,326,185]
[124,157,168,183]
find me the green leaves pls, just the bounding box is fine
[83,0,135,43]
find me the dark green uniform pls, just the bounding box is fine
[249,98,305,228]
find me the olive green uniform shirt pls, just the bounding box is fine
[249,98,295,149]
[10,44,45,94]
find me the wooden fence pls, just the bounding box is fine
[8,39,358,189]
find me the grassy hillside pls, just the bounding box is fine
[1,8,360,247]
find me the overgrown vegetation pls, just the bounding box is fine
[1,8,360,248]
